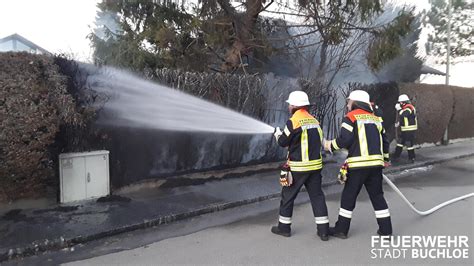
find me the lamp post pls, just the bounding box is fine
[442,0,452,145]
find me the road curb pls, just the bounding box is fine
[2,152,474,262]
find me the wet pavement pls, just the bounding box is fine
[64,157,474,265]
[1,140,474,262]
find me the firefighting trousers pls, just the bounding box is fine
[334,167,392,235]
[394,131,416,160]
[278,170,329,233]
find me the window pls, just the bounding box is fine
[0,40,13,52]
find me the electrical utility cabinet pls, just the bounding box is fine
[59,150,110,203]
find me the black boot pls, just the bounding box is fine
[328,227,348,239]
[317,231,329,241]
[408,148,415,162]
[271,223,291,237]
[392,146,403,161]
[317,223,329,241]
[377,229,392,237]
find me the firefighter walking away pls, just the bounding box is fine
[272,91,330,241]
[324,90,392,238]
[393,94,418,163]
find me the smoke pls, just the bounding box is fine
[264,2,425,86]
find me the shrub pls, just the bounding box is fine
[0,52,82,201]
[448,86,474,139]
[400,83,454,143]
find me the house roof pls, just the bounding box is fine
[420,65,446,76]
[0,33,50,54]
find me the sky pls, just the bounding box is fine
[0,0,100,62]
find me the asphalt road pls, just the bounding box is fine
[11,157,474,265]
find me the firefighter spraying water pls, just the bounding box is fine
[271,91,329,241]
[88,66,472,237]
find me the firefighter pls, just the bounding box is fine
[323,90,392,238]
[393,94,418,163]
[272,91,329,241]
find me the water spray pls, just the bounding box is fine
[382,174,474,216]
[84,65,275,135]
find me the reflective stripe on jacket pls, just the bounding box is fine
[277,109,323,172]
[331,108,389,169]
[399,104,418,132]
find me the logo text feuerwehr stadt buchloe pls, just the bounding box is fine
[371,235,469,259]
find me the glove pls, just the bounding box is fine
[274,127,283,141]
[323,139,333,154]
[280,172,293,187]
[279,163,293,187]
[394,122,400,128]
[337,161,349,184]
[395,103,401,111]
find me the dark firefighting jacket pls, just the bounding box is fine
[399,103,418,132]
[372,103,385,129]
[330,107,389,169]
[277,109,323,172]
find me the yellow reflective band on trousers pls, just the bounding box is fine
[301,129,309,162]
[289,159,323,172]
[357,122,369,157]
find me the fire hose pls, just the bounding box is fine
[382,174,474,216]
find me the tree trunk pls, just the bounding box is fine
[219,0,265,72]
[316,41,328,83]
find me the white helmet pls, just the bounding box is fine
[398,94,410,102]
[286,91,310,107]
[347,90,370,105]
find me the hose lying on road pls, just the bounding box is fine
[382,174,474,216]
